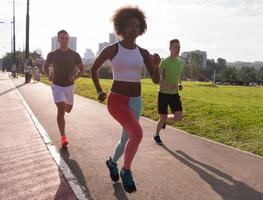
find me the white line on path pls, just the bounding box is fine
[10,77,90,200]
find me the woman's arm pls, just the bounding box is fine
[91,45,115,102]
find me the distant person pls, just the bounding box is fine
[91,6,160,193]
[11,64,17,78]
[24,62,30,83]
[153,39,184,145]
[33,66,40,82]
[43,30,84,147]
[27,66,33,83]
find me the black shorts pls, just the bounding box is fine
[158,92,182,114]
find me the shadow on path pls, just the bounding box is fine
[162,145,263,200]
[0,83,25,96]
[55,147,94,200]
[113,182,129,200]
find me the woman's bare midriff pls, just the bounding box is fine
[111,80,141,97]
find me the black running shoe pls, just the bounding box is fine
[120,168,137,193]
[106,157,119,182]
[153,135,163,145]
[162,122,167,129]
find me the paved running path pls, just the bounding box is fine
[7,74,263,200]
[0,72,76,200]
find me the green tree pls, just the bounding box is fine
[202,59,216,80]
[216,58,227,72]
[220,67,238,83]
[188,52,203,80]
[182,64,191,80]
[98,66,112,79]
[238,67,257,83]
[2,53,13,71]
[256,67,263,84]
[1,50,43,72]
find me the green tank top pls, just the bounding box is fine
[159,57,183,94]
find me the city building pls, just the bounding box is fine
[97,42,109,55]
[84,48,95,60]
[109,32,119,44]
[83,48,95,66]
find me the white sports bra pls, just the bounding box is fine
[110,43,145,82]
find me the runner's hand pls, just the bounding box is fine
[68,74,76,82]
[179,84,183,91]
[153,53,161,66]
[98,91,107,102]
[48,74,53,81]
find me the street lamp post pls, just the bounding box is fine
[25,0,29,59]
[213,67,216,84]
[12,0,16,67]
[11,21,13,55]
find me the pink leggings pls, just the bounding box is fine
[107,92,143,170]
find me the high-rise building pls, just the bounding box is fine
[51,37,58,51]
[68,37,77,51]
[51,36,77,51]
[83,48,96,65]
[109,32,119,44]
[96,33,120,55]
[97,42,109,55]
[84,48,95,60]
[199,51,207,68]
[181,52,189,65]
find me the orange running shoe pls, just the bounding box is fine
[61,136,68,147]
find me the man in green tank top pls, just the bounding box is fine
[153,39,184,145]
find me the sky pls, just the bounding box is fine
[0,0,263,62]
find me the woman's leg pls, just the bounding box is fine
[112,96,141,163]
[108,93,142,170]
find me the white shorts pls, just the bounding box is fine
[51,84,75,105]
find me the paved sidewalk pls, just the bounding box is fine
[0,72,77,200]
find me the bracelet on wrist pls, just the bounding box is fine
[97,90,104,95]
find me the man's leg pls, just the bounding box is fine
[64,104,73,113]
[56,102,66,137]
[167,111,182,122]
[51,84,72,146]
[64,85,74,113]
[168,94,183,122]
[155,92,168,136]
[155,114,167,136]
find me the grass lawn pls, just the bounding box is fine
[41,77,263,156]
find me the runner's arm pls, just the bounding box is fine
[75,63,84,79]
[139,48,160,84]
[178,71,183,90]
[43,53,52,77]
[43,60,50,77]
[91,45,116,93]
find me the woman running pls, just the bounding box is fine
[91,6,160,193]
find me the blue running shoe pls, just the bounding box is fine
[120,168,137,193]
[106,157,119,182]
[153,135,163,145]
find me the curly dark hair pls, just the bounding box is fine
[112,6,147,36]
